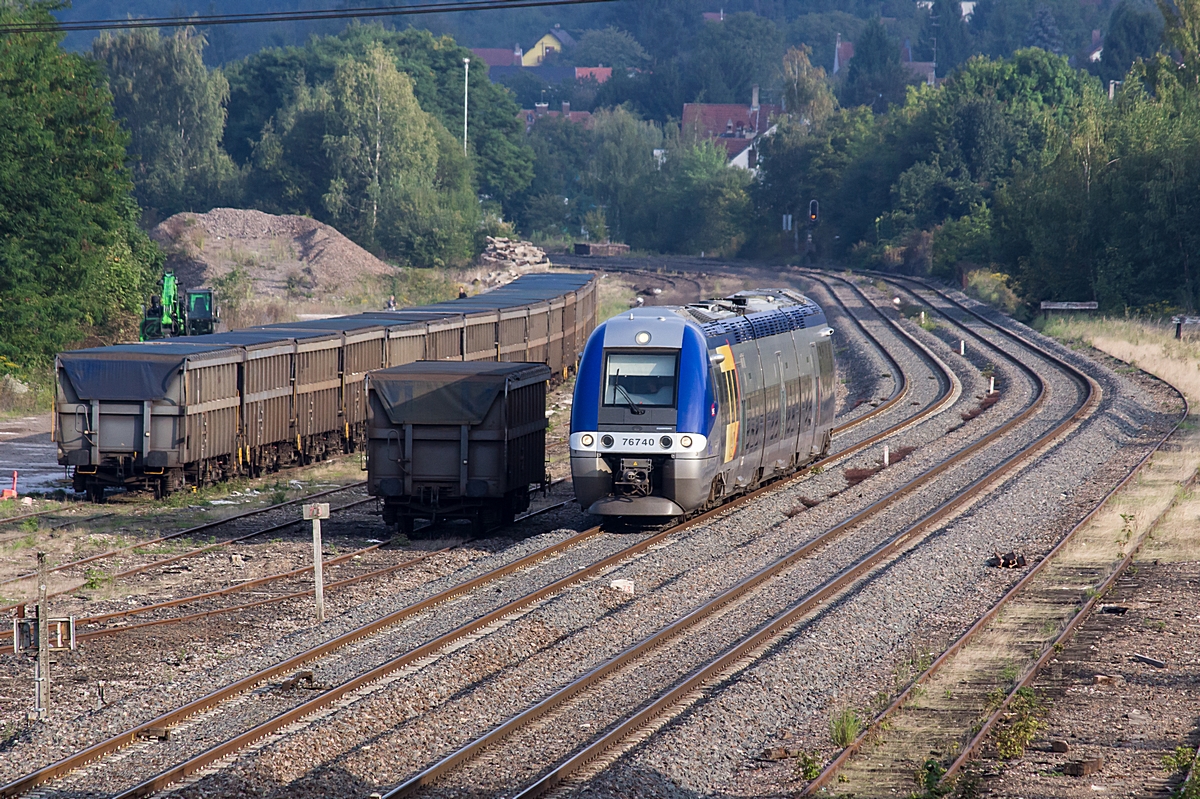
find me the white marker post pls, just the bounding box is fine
[303,503,330,623]
[883,444,890,467]
[960,340,965,356]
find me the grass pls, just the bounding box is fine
[830,708,863,748]
[1163,746,1196,774]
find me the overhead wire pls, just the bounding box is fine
[0,0,619,34]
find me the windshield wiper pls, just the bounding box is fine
[613,370,646,415]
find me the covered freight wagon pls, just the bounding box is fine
[56,342,244,500]
[366,361,550,536]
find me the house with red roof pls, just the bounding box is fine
[470,47,522,68]
[519,102,594,132]
[682,86,780,169]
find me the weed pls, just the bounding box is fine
[1145,617,1167,633]
[944,687,955,700]
[83,567,112,590]
[915,758,948,793]
[809,465,824,476]
[983,687,1008,712]
[1162,746,1196,774]
[992,687,1045,759]
[270,489,288,505]
[1084,586,1101,601]
[999,662,1020,685]
[1041,618,1059,636]
[19,518,38,534]
[830,708,863,748]
[8,531,37,551]
[794,750,822,781]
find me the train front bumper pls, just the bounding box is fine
[570,432,716,517]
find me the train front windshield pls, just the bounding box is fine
[603,352,677,408]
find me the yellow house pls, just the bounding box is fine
[521,26,576,66]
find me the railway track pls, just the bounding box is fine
[0,266,947,797]
[356,272,1095,798]
[0,492,580,655]
[0,481,368,598]
[799,275,1190,794]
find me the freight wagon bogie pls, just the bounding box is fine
[570,289,836,524]
[366,361,550,538]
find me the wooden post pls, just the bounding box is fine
[312,518,324,623]
[303,503,330,623]
[36,552,49,718]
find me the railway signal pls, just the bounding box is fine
[809,199,819,224]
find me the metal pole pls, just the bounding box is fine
[36,552,49,718]
[463,57,470,156]
[312,518,325,623]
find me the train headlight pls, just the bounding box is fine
[680,435,693,448]
[580,434,594,447]
[635,331,652,345]
[601,435,614,448]
[660,436,672,449]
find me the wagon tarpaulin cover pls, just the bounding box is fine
[58,344,228,401]
[371,361,551,426]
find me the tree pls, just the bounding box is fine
[917,0,976,77]
[0,3,160,364]
[323,45,437,246]
[840,17,917,111]
[93,28,240,223]
[223,26,533,213]
[1026,4,1065,54]
[781,45,836,129]
[570,27,651,69]
[689,12,787,104]
[1097,0,1164,84]
[1157,0,1200,88]
[585,108,663,240]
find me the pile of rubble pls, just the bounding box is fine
[478,237,551,274]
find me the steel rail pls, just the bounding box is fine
[84,272,950,796]
[29,495,579,650]
[494,271,1096,799]
[796,272,1129,790]
[0,491,577,654]
[386,283,1025,797]
[879,277,1194,786]
[0,481,366,588]
[1,279,940,799]
[0,493,374,626]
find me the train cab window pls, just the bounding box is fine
[604,352,678,408]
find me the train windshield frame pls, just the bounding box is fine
[602,351,679,409]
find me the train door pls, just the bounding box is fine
[815,337,836,432]
[736,343,766,485]
[779,331,802,466]
[714,343,742,468]
[803,342,818,457]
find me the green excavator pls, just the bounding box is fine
[139,272,219,341]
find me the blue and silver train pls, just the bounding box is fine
[570,289,836,519]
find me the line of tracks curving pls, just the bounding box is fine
[0,268,943,798]
[0,267,1180,798]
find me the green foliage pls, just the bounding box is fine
[224,25,532,211]
[782,45,837,130]
[0,3,161,366]
[795,750,822,781]
[1096,1,1165,84]
[569,27,651,70]
[1163,745,1196,774]
[992,687,1045,759]
[829,708,863,748]
[93,28,241,223]
[840,17,918,111]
